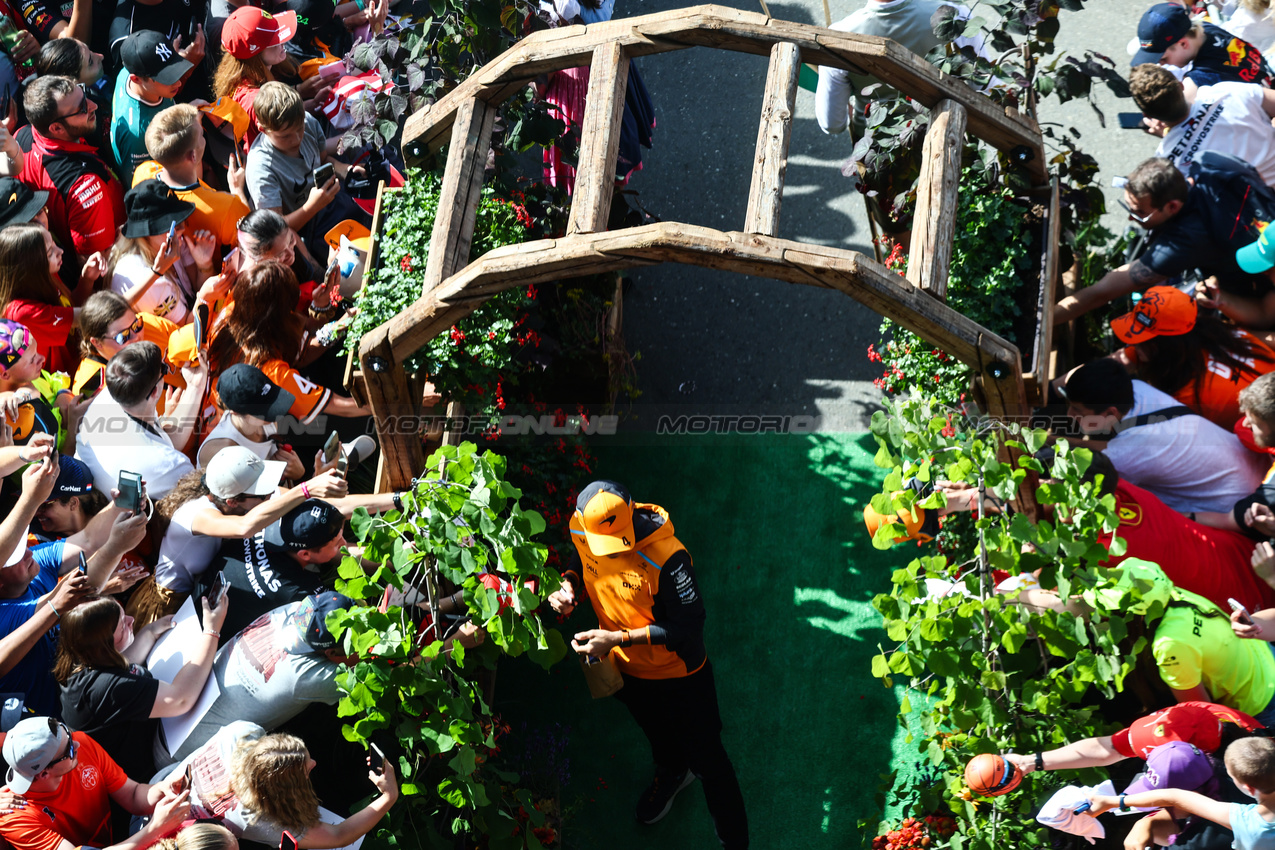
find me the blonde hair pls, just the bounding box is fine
[230,734,321,832]
[1228,737,1275,794]
[146,104,201,166]
[105,233,158,284]
[213,53,270,101]
[161,824,238,850]
[253,82,304,133]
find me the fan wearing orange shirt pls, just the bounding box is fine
[0,717,189,850]
[1113,286,1275,429]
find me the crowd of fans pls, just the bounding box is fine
[0,0,466,846]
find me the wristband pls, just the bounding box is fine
[204,629,220,638]
[392,492,403,511]
[620,629,632,647]
[1034,752,1044,772]
[302,483,311,499]
[1118,793,1129,812]
[48,603,60,619]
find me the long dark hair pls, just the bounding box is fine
[52,597,128,682]
[0,224,66,307]
[207,261,305,375]
[1130,313,1275,400]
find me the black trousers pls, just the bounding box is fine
[614,661,749,849]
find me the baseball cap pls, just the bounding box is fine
[222,7,297,60]
[1110,286,1198,343]
[3,717,68,794]
[323,220,371,254]
[122,179,195,239]
[575,480,635,555]
[121,30,193,86]
[0,179,47,229]
[299,591,353,650]
[217,364,296,420]
[0,695,31,734]
[264,499,344,552]
[205,446,286,500]
[48,456,93,500]
[0,319,32,370]
[1131,3,1193,66]
[3,539,25,568]
[1124,702,1258,758]
[1124,741,1216,796]
[1238,226,1275,274]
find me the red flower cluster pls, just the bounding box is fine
[449,326,465,344]
[400,254,412,272]
[516,329,542,348]
[871,815,955,850]
[495,379,506,411]
[526,284,538,300]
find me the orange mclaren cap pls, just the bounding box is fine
[324,220,371,254]
[575,480,636,555]
[1110,286,1198,344]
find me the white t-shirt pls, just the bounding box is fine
[1224,7,1275,55]
[1104,380,1267,513]
[154,497,223,592]
[75,388,195,500]
[110,253,192,325]
[197,414,274,469]
[163,598,341,763]
[1157,82,1275,186]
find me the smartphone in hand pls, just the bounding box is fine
[369,742,386,775]
[204,571,228,608]
[117,470,143,514]
[322,430,341,464]
[280,831,298,850]
[79,369,103,400]
[1230,597,1255,625]
[314,162,336,188]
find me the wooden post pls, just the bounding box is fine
[1025,175,1061,403]
[906,99,966,298]
[361,338,427,492]
[568,42,631,235]
[345,179,390,406]
[744,41,800,236]
[441,400,467,447]
[421,97,496,294]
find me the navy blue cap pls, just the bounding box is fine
[1132,3,1193,65]
[264,499,344,552]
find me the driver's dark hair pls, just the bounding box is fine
[1063,359,1136,417]
[33,40,83,80]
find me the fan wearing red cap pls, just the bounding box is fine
[547,481,748,846]
[215,7,299,151]
[1111,286,1275,429]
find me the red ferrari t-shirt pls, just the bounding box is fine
[0,733,129,850]
[1101,479,1275,613]
[3,299,75,375]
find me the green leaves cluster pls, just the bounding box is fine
[865,395,1155,847]
[327,442,568,849]
[344,169,533,411]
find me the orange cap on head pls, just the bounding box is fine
[575,480,636,555]
[1110,286,1198,344]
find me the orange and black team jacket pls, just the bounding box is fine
[566,503,708,681]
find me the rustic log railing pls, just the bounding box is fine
[354,4,1051,496]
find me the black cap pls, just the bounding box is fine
[217,363,296,420]
[123,179,195,238]
[300,591,353,650]
[121,30,194,86]
[264,499,344,552]
[0,179,48,228]
[285,0,335,33]
[1132,3,1193,66]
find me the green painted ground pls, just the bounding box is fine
[496,432,916,848]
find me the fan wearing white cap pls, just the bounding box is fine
[0,451,147,718]
[0,715,191,850]
[126,445,345,629]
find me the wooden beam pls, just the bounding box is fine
[365,223,1021,372]
[1024,175,1061,402]
[567,42,631,236]
[345,179,390,401]
[360,337,427,492]
[906,99,966,297]
[421,97,495,294]
[744,41,800,236]
[399,6,1042,174]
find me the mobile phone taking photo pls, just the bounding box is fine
[369,742,386,775]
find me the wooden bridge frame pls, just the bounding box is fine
[355,4,1054,492]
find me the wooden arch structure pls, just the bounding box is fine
[355,4,1051,491]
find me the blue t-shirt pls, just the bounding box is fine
[0,541,65,717]
[1230,802,1275,850]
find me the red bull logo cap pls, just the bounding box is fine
[1132,3,1193,66]
[1238,225,1275,273]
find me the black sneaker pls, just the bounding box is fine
[635,768,695,824]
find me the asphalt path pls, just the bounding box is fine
[613,0,1159,430]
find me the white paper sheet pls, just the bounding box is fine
[146,597,201,683]
[160,672,220,754]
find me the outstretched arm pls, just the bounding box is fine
[1054,262,1165,325]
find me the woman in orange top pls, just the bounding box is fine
[1113,286,1275,429]
[206,261,368,424]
